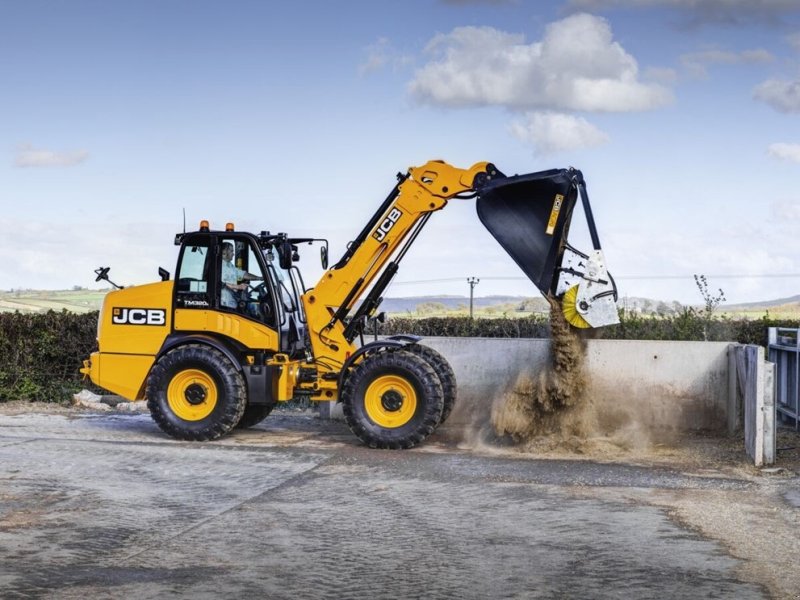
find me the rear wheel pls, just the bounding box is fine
[341,350,443,449]
[405,343,457,425]
[146,344,246,441]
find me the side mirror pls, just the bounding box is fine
[278,239,293,270]
[93,266,123,290]
[320,245,329,270]
[158,267,170,281]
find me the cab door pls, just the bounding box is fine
[217,235,277,327]
[172,233,279,352]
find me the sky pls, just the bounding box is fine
[2,0,800,305]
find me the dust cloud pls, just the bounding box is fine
[488,298,655,456]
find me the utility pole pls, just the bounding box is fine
[467,277,480,319]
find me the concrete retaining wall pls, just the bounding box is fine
[419,337,733,437]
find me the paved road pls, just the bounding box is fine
[0,410,779,599]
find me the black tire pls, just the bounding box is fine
[405,343,457,425]
[236,403,275,429]
[146,344,247,441]
[341,349,443,449]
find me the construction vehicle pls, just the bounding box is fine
[81,160,618,448]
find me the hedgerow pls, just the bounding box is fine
[0,310,99,403]
[1,308,796,403]
[377,308,797,346]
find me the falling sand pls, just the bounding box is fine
[489,298,654,455]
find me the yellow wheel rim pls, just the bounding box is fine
[364,374,417,428]
[167,369,218,422]
[561,285,591,329]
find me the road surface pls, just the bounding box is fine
[1,406,798,599]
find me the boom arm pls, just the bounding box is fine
[301,161,500,375]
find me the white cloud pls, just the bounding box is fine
[754,79,800,113]
[14,144,89,168]
[681,48,773,78]
[509,112,609,155]
[359,38,390,75]
[359,38,412,76]
[768,142,800,163]
[567,0,800,27]
[408,13,672,113]
[772,200,800,219]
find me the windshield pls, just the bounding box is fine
[264,249,300,313]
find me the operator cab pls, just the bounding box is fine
[173,222,309,356]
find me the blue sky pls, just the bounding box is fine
[3,0,800,304]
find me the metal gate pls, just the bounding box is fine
[768,327,799,430]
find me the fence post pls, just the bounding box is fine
[763,362,776,465]
[727,344,740,434]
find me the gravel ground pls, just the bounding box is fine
[0,400,798,599]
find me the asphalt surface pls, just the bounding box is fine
[0,408,796,599]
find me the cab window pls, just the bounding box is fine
[218,238,272,324]
[175,241,211,308]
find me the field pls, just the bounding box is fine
[719,303,800,320]
[0,289,107,314]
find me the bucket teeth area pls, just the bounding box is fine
[561,285,591,329]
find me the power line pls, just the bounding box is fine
[392,273,800,285]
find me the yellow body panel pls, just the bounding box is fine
[87,351,155,400]
[174,309,278,349]
[89,282,174,399]
[98,281,174,355]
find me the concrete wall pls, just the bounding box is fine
[420,337,733,438]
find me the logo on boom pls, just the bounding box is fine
[112,307,167,326]
[372,208,403,242]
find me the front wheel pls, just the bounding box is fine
[405,343,457,425]
[341,350,443,449]
[146,344,247,441]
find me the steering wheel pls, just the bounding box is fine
[247,281,273,321]
[248,281,269,299]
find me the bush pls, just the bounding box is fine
[377,310,799,345]
[376,315,551,338]
[0,310,99,403]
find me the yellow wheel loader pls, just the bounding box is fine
[82,160,618,448]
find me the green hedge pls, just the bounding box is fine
[1,308,797,403]
[378,309,798,346]
[0,310,99,403]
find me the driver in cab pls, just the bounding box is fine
[220,242,262,309]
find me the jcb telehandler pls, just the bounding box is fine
[82,160,618,448]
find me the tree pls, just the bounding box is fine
[694,274,726,340]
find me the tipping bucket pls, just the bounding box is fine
[476,168,580,298]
